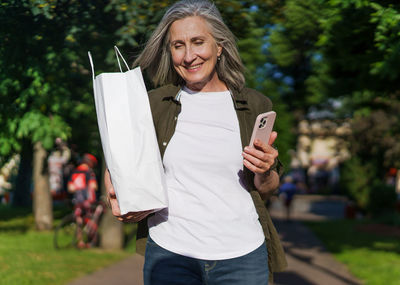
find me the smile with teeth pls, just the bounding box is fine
[186,64,202,70]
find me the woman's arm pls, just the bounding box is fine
[242,131,280,200]
[254,170,280,200]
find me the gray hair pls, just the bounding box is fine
[134,0,245,91]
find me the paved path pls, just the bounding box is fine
[68,254,144,285]
[67,195,362,285]
[269,195,361,285]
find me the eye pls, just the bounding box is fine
[171,41,184,50]
[174,44,183,49]
[194,40,204,46]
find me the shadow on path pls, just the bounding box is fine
[274,271,316,285]
[271,196,362,285]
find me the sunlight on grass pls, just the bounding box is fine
[0,206,136,285]
[305,219,400,285]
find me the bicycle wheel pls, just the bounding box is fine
[54,214,77,249]
[82,220,98,248]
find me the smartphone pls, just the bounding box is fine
[249,111,276,147]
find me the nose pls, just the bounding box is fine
[184,46,196,63]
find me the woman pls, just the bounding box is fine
[105,0,286,284]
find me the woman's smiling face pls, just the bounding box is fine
[169,16,224,92]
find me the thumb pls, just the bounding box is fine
[109,184,116,197]
[268,131,278,145]
[104,168,115,197]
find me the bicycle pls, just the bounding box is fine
[54,201,105,249]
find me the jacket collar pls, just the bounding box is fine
[229,87,248,110]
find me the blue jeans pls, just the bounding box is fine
[143,237,269,285]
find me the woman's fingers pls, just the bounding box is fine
[243,152,275,172]
[243,134,279,174]
[243,157,273,174]
[117,210,154,223]
[268,131,278,145]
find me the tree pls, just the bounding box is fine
[12,140,32,207]
[316,1,400,177]
[99,160,124,250]
[32,142,52,230]
[265,0,400,211]
[1,0,114,229]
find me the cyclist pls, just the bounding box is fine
[67,153,98,248]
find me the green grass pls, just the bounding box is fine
[0,205,136,285]
[304,219,400,285]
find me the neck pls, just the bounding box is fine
[186,71,228,92]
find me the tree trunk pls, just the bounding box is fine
[99,158,124,249]
[32,141,53,230]
[12,140,33,207]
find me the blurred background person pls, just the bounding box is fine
[279,175,297,221]
[48,137,70,199]
[67,153,98,248]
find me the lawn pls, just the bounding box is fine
[0,205,136,285]
[304,219,400,285]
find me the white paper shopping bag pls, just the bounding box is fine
[88,46,168,215]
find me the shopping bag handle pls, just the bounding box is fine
[88,51,95,81]
[114,46,130,72]
[87,46,130,80]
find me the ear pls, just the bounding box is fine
[217,44,223,57]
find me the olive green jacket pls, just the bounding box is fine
[136,84,287,279]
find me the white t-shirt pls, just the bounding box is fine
[148,87,264,260]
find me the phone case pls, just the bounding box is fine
[249,111,276,147]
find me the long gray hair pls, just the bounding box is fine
[134,0,245,91]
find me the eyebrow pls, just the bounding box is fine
[170,36,207,45]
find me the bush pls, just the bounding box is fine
[368,181,397,217]
[340,157,373,210]
[373,212,400,227]
[340,158,397,218]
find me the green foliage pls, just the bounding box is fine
[318,1,400,96]
[266,0,400,203]
[346,96,400,171]
[368,181,397,217]
[369,3,400,79]
[1,0,397,188]
[238,26,267,88]
[340,157,373,210]
[1,0,290,160]
[267,0,400,106]
[1,1,91,156]
[340,157,398,215]
[373,211,400,227]
[17,112,70,150]
[267,0,324,111]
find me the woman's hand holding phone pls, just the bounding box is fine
[242,111,280,197]
[243,111,278,174]
[242,132,280,198]
[242,131,278,175]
